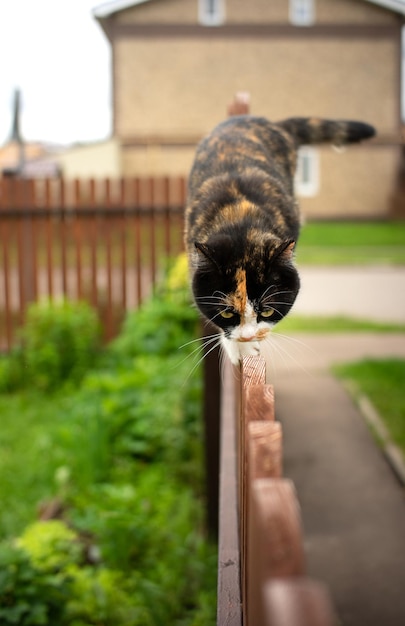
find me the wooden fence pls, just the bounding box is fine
[0,176,186,350]
[209,353,337,625]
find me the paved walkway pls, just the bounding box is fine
[294,266,405,323]
[264,266,405,626]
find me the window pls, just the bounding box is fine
[289,0,315,26]
[198,0,225,26]
[294,147,319,197]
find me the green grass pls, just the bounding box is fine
[276,314,405,334]
[296,221,405,265]
[334,359,405,456]
[0,392,69,538]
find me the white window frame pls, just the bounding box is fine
[294,147,320,197]
[289,0,315,26]
[198,0,225,26]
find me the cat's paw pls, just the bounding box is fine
[238,341,261,361]
[221,335,261,364]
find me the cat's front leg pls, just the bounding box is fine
[238,340,261,361]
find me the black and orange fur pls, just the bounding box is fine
[185,115,375,362]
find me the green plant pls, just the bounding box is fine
[0,257,216,625]
[0,542,69,625]
[20,299,101,391]
[16,521,82,572]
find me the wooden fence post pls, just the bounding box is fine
[216,354,336,626]
[202,321,221,539]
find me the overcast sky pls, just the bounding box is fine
[0,0,111,146]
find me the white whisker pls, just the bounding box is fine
[264,332,314,379]
[181,336,223,385]
[178,333,218,350]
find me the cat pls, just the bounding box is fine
[184,115,375,364]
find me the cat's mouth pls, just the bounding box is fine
[237,336,262,343]
[237,329,269,342]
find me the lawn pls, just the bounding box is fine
[296,221,405,265]
[276,314,405,334]
[335,359,405,457]
[0,392,70,538]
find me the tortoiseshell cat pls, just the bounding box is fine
[185,115,375,364]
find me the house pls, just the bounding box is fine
[51,138,122,179]
[1,89,121,180]
[93,0,405,218]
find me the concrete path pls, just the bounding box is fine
[264,325,405,622]
[294,266,405,323]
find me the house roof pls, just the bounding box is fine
[92,0,405,19]
[367,0,405,14]
[92,0,149,19]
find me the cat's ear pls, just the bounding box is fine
[194,235,233,271]
[194,241,221,271]
[275,239,296,263]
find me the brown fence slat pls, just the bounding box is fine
[89,178,98,309]
[217,358,242,626]
[119,178,127,311]
[73,179,83,300]
[59,178,68,297]
[248,421,282,480]
[0,214,12,350]
[0,175,187,350]
[44,178,54,298]
[245,384,275,421]
[214,352,335,625]
[247,479,306,625]
[104,178,114,340]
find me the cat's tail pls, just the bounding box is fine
[277,117,375,147]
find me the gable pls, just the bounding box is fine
[93,0,405,21]
[367,0,405,14]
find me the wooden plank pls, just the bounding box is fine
[242,355,266,387]
[0,210,12,350]
[163,176,171,258]
[261,579,336,626]
[148,177,157,290]
[240,357,272,622]
[247,478,306,625]
[89,179,98,309]
[59,178,68,297]
[104,178,113,340]
[73,179,83,300]
[44,178,54,299]
[245,384,275,422]
[248,421,282,480]
[217,358,242,626]
[133,178,142,305]
[202,321,221,539]
[119,178,127,311]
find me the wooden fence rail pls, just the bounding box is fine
[0,176,187,350]
[215,355,336,625]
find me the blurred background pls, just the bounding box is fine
[1,2,405,626]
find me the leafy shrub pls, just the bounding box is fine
[0,541,69,626]
[0,257,216,625]
[20,299,101,391]
[17,521,82,572]
[0,521,146,626]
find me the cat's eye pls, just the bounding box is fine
[220,310,235,319]
[261,308,274,318]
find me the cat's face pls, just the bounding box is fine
[192,235,300,364]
